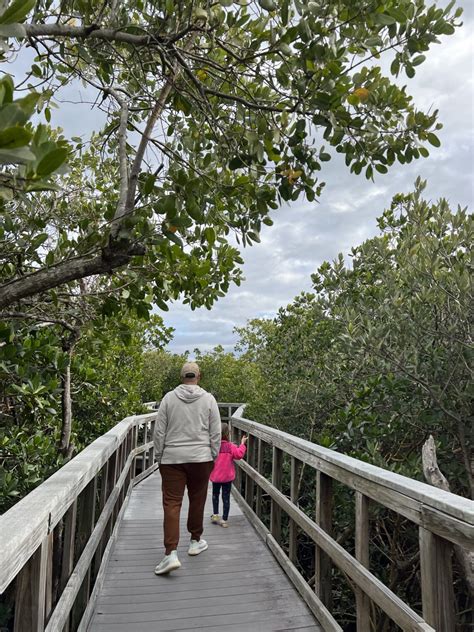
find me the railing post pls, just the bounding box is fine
[59,499,77,632]
[355,492,371,631]
[419,527,456,631]
[132,425,138,479]
[70,477,97,630]
[315,471,332,610]
[289,456,301,564]
[234,427,242,492]
[271,446,283,543]
[245,434,255,508]
[255,438,264,519]
[150,418,156,465]
[14,534,51,632]
[142,422,148,472]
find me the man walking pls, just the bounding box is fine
[153,362,221,574]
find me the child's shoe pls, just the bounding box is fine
[211,514,221,524]
[220,520,229,528]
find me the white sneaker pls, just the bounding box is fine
[188,539,208,556]
[154,550,181,575]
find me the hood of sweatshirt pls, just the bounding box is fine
[173,384,207,403]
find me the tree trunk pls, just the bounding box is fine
[58,332,80,458]
[422,435,474,598]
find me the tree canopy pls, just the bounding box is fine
[0,0,462,312]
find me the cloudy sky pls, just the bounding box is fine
[10,2,473,355]
[164,1,473,355]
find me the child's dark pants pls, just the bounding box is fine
[212,481,232,520]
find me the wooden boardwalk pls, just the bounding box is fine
[88,471,322,632]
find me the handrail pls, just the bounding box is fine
[0,411,157,632]
[230,412,474,632]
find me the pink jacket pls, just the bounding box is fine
[210,440,247,483]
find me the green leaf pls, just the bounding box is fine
[143,173,156,195]
[411,55,426,66]
[0,0,36,25]
[0,103,28,129]
[204,226,216,247]
[0,126,32,148]
[247,231,261,243]
[374,13,396,26]
[0,146,35,164]
[258,0,277,11]
[427,133,440,147]
[0,75,14,105]
[154,297,169,311]
[375,164,388,174]
[36,147,68,176]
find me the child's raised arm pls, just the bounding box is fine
[231,438,247,460]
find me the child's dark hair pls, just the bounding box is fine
[221,423,230,440]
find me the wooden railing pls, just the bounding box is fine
[230,407,474,632]
[0,402,243,632]
[0,412,158,632]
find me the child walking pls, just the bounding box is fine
[210,423,247,527]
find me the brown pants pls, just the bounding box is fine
[160,462,213,554]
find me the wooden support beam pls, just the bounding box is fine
[419,527,456,631]
[355,492,371,631]
[289,456,301,564]
[245,434,256,509]
[271,446,283,543]
[149,419,156,465]
[255,438,264,519]
[70,478,97,630]
[315,471,333,610]
[14,535,51,632]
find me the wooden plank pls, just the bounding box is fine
[90,613,320,632]
[92,594,311,623]
[238,460,434,632]
[271,446,283,543]
[230,416,474,525]
[315,471,332,610]
[419,527,456,631]
[95,589,296,614]
[355,492,371,632]
[290,456,301,563]
[14,536,50,632]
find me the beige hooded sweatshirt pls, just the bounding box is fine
[153,384,221,464]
